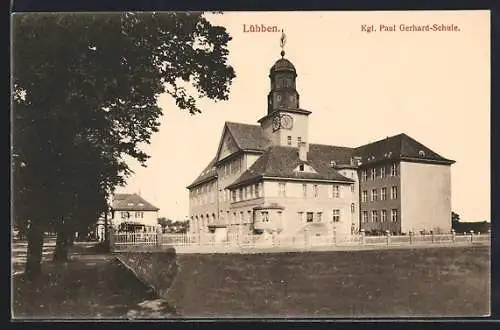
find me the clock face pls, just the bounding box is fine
[272,115,281,131]
[280,114,293,129]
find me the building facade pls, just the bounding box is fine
[187,49,455,239]
[110,193,160,233]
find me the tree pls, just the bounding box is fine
[157,217,173,233]
[12,12,235,278]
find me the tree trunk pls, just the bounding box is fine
[103,210,110,252]
[25,220,44,280]
[53,219,69,263]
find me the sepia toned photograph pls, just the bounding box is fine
[11,10,490,319]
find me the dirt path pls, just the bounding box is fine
[12,246,177,319]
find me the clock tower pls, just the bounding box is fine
[267,54,300,114]
[259,31,311,148]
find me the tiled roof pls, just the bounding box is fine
[112,193,159,211]
[353,133,455,165]
[186,157,217,189]
[226,145,354,189]
[225,122,270,151]
[308,144,355,167]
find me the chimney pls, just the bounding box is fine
[298,142,308,161]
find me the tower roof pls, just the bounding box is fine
[270,58,296,74]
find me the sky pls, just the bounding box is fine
[118,11,490,222]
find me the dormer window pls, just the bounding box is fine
[330,160,336,167]
[419,150,426,157]
[127,202,134,206]
[295,163,316,173]
[138,203,144,206]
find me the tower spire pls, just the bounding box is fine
[280,29,287,58]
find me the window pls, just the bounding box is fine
[362,211,368,223]
[240,212,244,223]
[297,212,303,224]
[279,183,287,197]
[391,209,398,222]
[380,166,386,178]
[332,185,340,198]
[299,164,304,171]
[306,212,314,223]
[261,211,269,222]
[371,189,378,202]
[314,185,319,198]
[362,190,368,203]
[361,170,367,181]
[297,137,302,146]
[372,210,379,222]
[351,184,355,193]
[135,211,144,218]
[316,212,323,222]
[302,184,308,198]
[250,185,254,199]
[121,211,129,219]
[351,203,355,213]
[232,190,237,202]
[239,188,243,201]
[391,163,398,176]
[381,187,387,200]
[391,186,398,199]
[370,168,376,180]
[287,136,292,146]
[248,210,252,223]
[381,210,387,222]
[255,183,260,198]
[332,209,340,222]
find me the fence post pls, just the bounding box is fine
[409,231,413,245]
[155,227,160,247]
[304,227,310,249]
[108,227,115,251]
[451,229,456,243]
[470,230,474,243]
[360,229,365,245]
[385,230,390,245]
[430,230,435,244]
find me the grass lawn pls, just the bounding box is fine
[12,256,176,319]
[166,245,490,318]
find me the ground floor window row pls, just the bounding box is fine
[361,209,398,223]
[295,209,344,224]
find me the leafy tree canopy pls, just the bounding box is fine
[12,12,235,276]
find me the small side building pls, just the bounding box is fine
[110,193,160,233]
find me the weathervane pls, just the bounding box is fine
[280,29,287,58]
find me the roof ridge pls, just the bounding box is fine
[225,121,260,127]
[310,143,354,149]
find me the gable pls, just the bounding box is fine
[216,128,240,161]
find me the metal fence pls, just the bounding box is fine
[111,231,490,253]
